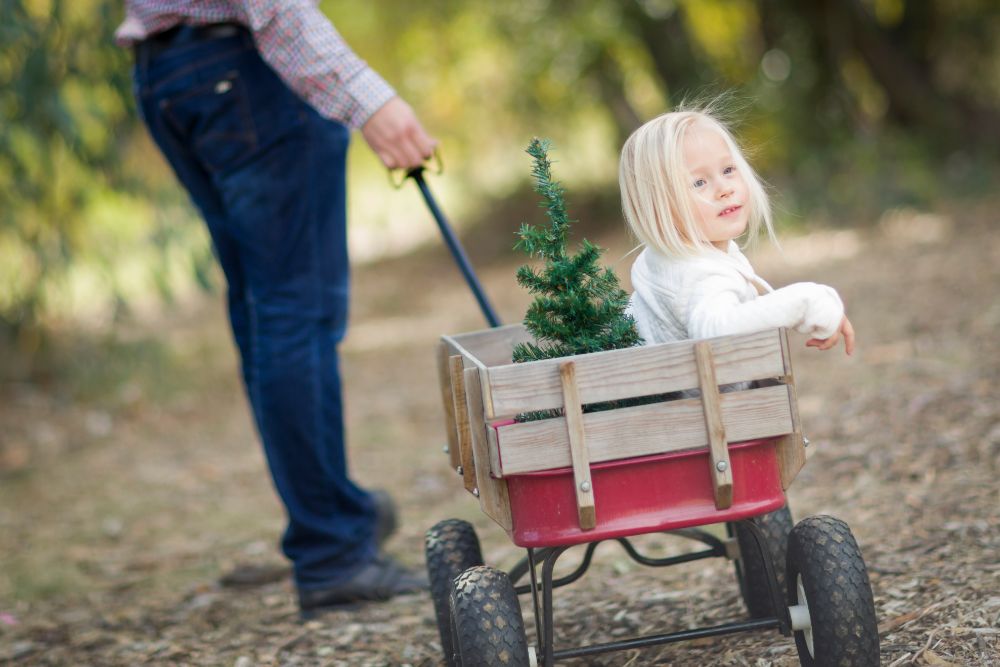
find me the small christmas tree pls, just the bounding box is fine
[512,138,642,365]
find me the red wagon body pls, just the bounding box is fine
[503,436,785,548]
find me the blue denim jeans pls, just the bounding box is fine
[133,26,377,589]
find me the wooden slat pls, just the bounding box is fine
[495,385,794,475]
[695,342,733,510]
[442,324,533,369]
[436,342,460,467]
[444,326,534,421]
[776,329,806,488]
[442,330,517,477]
[464,367,512,530]
[486,422,503,477]
[487,329,785,419]
[449,355,477,492]
[560,362,596,530]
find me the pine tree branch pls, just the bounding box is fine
[513,138,643,387]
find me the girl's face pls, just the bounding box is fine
[681,122,749,250]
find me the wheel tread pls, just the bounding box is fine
[787,515,879,667]
[451,566,530,666]
[733,506,794,617]
[426,519,484,666]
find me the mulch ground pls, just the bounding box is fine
[1,203,998,666]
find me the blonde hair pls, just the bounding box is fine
[619,107,775,257]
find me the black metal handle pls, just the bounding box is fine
[406,168,502,328]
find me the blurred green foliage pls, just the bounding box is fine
[1,0,213,350]
[2,0,999,348]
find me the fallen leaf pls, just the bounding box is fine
[878,608,924,634]
[920,648,961,666]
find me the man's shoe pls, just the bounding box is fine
[298,555,428,619]
[220,490,399,589]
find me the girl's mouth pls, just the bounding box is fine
[718,205,742,217]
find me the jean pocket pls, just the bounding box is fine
[161,70,257,173]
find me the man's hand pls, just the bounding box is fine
[361,97,436,170]
[806,315,856,355]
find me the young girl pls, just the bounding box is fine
[620,109,855,354]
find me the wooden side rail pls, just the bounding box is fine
[559,361,596,531]
[776,328,806,488]
[694,341,733,510]
[448,355,478,493]
[436,341,461,470]
[485,329,786,419]
[439,327,804,501]
[494,384,793,475]
[464,367,512,531]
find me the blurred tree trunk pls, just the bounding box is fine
[585,47,643,145]
[622,2,714,105]
[839,0,963,139]
[840,0,1000,146]
[756,0,860,144]
[759,0,1000,149]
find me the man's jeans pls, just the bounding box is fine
[133,26,377,589]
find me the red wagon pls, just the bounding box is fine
[401,167,879,666]
[428,323,880,666]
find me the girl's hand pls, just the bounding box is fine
[806,316,855,355]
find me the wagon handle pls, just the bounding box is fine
[389,148,443,189]
[399,162,503,328]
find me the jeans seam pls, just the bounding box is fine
[305,115,326,486]
[246,290,262,443]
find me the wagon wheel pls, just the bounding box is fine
[450,566,531,667]
[786,515,879,667]
[729,505,794,617]
[426,519,485,666]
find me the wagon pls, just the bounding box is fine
[399,166,879,666]
[427,323,880,666]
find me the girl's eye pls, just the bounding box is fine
[693,178,706,188]
[723,166,735,175]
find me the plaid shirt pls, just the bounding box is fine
[117,0,396,128]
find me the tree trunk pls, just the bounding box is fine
[586,46,644,145]
[622,2,714,105]
[840,0,1000,146]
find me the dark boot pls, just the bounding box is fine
[298,555,428,619]
[219,489,399,588]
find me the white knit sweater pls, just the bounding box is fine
[628,242,844,346]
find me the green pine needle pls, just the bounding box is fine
[512,138,643,373]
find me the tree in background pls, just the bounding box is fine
[4,0,999,349]
[512,139,641,364]
[1,0,212,351]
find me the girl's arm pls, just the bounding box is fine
[687,274,845,342]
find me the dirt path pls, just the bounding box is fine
[2,203,998,666]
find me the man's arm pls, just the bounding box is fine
[236,0,435,168]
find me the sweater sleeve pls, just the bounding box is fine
[687,273,844,340]
[234,0,396,128]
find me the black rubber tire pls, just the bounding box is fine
[426,519,484,666]
[730,505,794,618]
[450,566,530,667]
[786,515,880,667]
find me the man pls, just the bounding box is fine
[117,1,436,618]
